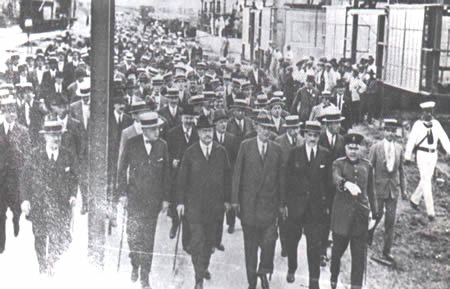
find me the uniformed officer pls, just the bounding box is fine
[405,101,450,221]
[330,133,379,289]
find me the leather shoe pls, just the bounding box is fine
[204,270,211,280]
[228,225,235,234]
[216,244,225,251]
[330,276,338,289]
[131,266,139,283]
[286,272,295,283]
[13,221,20,237]
[383,253,395,263]
[259,274,270,289]
[410,200,419,211]
[169,223,178,239]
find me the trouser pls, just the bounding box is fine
[127,213,159,283]
[190,222,217,282]
[351,101,361,124]
[79,175,89,211]
[215,209,235,247]
[330,232,367,289]
[377,197,397,255]
[285,218,322,289]
[242,223,277,288]
[33,225,71,274]
[0,213,5,253]
[366,93,378,122]
[411,151,438,216]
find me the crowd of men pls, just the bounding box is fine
[0,10,449,289]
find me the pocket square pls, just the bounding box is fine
[65,167,71,172]
[320,165,325,168]
[157,158,164,162]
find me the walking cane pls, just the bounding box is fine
[117,202,127,272]
[172,215,182,274]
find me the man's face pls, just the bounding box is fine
[44,133,62,148]
[24,91,34,102]
[58,54,65,62]
[2,104,17,123]
[384,127,396,141]
[215,119,227,134]
[256,124,270,143]
[198,69,205,77]
[287,127,298,137]
[322,96,330,105]
[198,127,213,145]
[181,115,195,128]
[51,104,68,119]
[423,108,433,121]
[306,81,314,88]
[114,103,126,114]
[305,131,320,147]
[271,105,282,118]
[345,144,361,161]
[168,98,178,108]
[234,109,244,120]
[327,122,341,135]
[143,126,160,141]
[82,95,90,105]
[336,87,345,94]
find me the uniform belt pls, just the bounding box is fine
[416,147,436,153]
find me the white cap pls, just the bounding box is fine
[420,101,435,109]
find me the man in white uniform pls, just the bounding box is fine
[405,101,450,221]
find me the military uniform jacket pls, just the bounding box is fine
[369,141,406,199]
[22,146,78,235]
[285,145,332,223]
[176,142,231,224]
[331,157,377,237]
[117,136,170,216]
[232,138,284,227]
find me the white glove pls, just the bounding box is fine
[69,197,77,207]
[177,204,184,217]
[172,159,180,169]
[344,181,361,196]
[21,201,31,216]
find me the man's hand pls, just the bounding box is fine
[344,181,361,196]
[172,159,180,169]
[177,204,184,217]
[279,206,288,220]
[21,201,30,216]
[161,201,169,214]
[224,202,231,212]
[69,197,77,207]
[231,203,240,214]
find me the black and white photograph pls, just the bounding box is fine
[0,0,449,288]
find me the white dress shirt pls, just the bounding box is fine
[81,103,90,129]
[326,129,336,148]
[169,105,177,118]
[200,141,212,160]
[257,137,267,158]
[272,116,281,131]
[143,136,152,155]
[114,110,123,124]
[59,115,69,132]
[46,145,59,161]
[4,121,14,135]
[305,143,317,162]
[182,125,192,143]
[384,138,396,172]
[216,132,225,144]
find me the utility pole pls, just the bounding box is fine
[88,0,115,268]
[351,0,359,63]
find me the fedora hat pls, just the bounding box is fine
[196,114,214,130]
[139,111,164,128]
[213,109,229,123]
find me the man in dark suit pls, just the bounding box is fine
[331,79,352,132]
[166,105,199,249]
[0,96,32,249]
[40,58,59,97]
[232,111,284,289]
[318,107,346,265]
[268,94,286,136]
[177,115,232,289]
[226,98,254,144]
[274,115,302,258]
[248,62,266,94]
[158,88,183,132]
[284,121,332,288]
[21,119,78,275]
[330,133,379,289]
[368,119,406,262]
[70,80,91,214]
[212,109,238,248]
[117,111,170,289]
[290,75,320,122]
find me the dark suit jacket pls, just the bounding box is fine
[319,132,346,162]
[70,101,90,171]
[226,117,254,142]
[158,105,183,131]
[269,117,286,136]
[40,70,56,96]
[117,136,170,216]
[16,100,45,147]
[0,134,13,213]
[285,145,332,223]
[274,133,299,166]
[177,142,231,224]
[22,146,78,235]
[214,131,239,167]
[232,138,284,226]
[290,86,320,121]
[369,141,406,199]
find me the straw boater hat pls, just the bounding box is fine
[283,115,301,128]
[256,111,275,128]
[165,88,179,100]
[255,94,269,107]
[320,106,345,122]
[76,79,90,97]
[203,91,216,102]
[124,52,135,62]
[0,95,16,106]
[419,101,435,109]
[230,97,250,110]
[139,111,164,128]
[302,120,322,133]
[127,99,150,114]
[383,118,401,129]
[39,119,64,134]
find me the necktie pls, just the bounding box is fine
[331,135,335,148]
[205,146,210,160]
[292,136,297,147]
[185,131,190,143]
[261,144,266,160]
[240,120,244,132]
[427,129,434,144]
[337,94,342,111]
[309,148,315,163]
